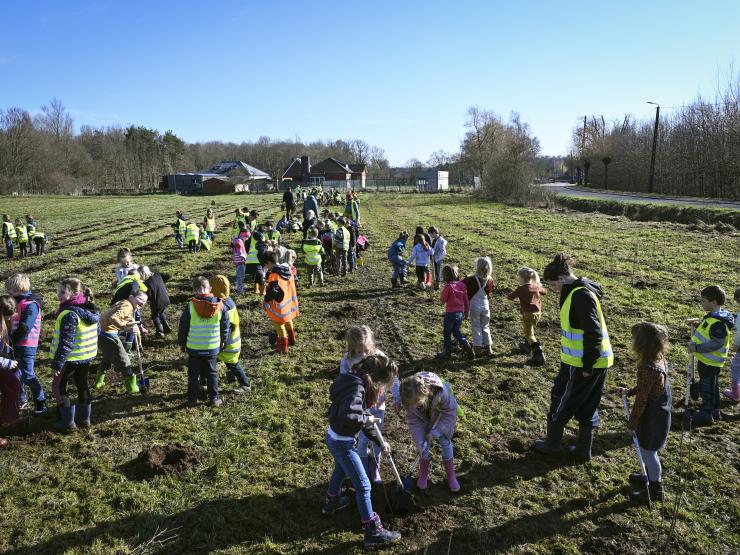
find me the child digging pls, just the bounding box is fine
[687,285,735,425]
[463,257,495,356]
[324,353,401,548]
[436,264,474,360]
[507,267,548,366]
[5,274,47,414]
[210,275,251,394]
[178,276,230,407]
[397,371,462,492]
[617,322,672,503]
[722,287,740,402]
[50,278,100,431]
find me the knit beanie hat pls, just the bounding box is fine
[210,274,230,300]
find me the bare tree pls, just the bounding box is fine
[34,98,74,141]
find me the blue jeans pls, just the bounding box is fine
[152,310,170,333]
[548,363,607,427]
[357,408,384,462]
[174,232,184,248]
[640,447,662,482]
[348,248,357,272]
[326,433,373,520]
[188,355,219,403]
[235,263,246,293]
[697,360,720,412]
[390,255,407,280]
[14,347,45,403]
[5,239,13,258]
[225,362,250,387]
[443,311,469,352]
[422,428,454,460]
[434,259,444,282]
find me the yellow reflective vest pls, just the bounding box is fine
[692,316,731,367]
[559,286,614,369]
[50,309,98,362]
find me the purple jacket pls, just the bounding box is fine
[403,371,458,451]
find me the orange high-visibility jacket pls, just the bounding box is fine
[264,272,299,324]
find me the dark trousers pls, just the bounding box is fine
[18,243,27,256]
[443,311,469,352]
[153,310,171,334]
[34,238,44,255]
[548,363,607,427]
[188,354,218,403]
[697,360,720,412]
[225,361,250,387]
[5,239,12,258]
[54,362,91,405]
[188,240,199,253]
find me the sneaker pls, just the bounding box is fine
[33,399,47,415]
[211,398,223,407]
[19,401,30,411]
[234,385,251,394]
[322,494,350,515]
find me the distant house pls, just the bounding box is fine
[281,156,366,190]
[348,163,367,188]
[165,160,271,194]
[415,169,449,192]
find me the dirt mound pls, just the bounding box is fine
[327,303,362,319]
[129,444,202,479]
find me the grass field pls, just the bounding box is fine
[0,192,738,554]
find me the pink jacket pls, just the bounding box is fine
[403,372,458,451]
[441,280,469,315]
[232,237,246,265]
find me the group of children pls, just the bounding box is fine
[172,209,218,253]
[2,214,48,258]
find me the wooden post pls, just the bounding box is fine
[648,105,660,193]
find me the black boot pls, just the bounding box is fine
[629,480,663,503]
[362,513,401,548]
[629,472,648,485]
[518,341,532,354]
[391,278,399,288]
[566,424,595,461]
[533,419,565,456]
[527,342,546,366]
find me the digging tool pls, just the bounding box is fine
[622,392,651,508]
[134,335,150,394]
[373,422,416,513]
[684,325,696,427]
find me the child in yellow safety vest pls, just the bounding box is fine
[301,226,326,287]
[50,278,100,432]
[687,285,735,425]
[210,275,251,394]
[198,225,212,251]
[178,276,230,407]
[2,214,16,259]
[263,251,299,354]
[185,222,200,253]
[14,219,28,257]
[203,209,216,241]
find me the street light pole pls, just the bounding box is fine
[647,102,660,194]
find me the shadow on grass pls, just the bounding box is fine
[7,484,364,555]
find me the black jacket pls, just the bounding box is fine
[144,272,171,316]
[560,278,608,372]
[282,190,295,206]
[327,372,381,445]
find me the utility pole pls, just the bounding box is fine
[579,116,587,185]
[647,102,660,194]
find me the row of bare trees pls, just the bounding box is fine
[569,75,739,199]
[0,99,391,195]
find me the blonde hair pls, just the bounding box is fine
[475,256,492,280]
[283,249,297,265]
[517,267,541,285]
[400,373,432,408]
[58,277,94,303]
[5,273,31,294]
[346,325,376,359]
[192,276,211,294]
[0,295,17,345]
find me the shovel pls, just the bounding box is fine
[684,325,696,428]
[134,335,150,394]
[373,422,416,513]
[622,392,651,508]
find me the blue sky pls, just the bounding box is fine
[1,0,737,165]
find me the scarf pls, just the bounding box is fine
[56,293,86,316]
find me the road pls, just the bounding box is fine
[542,182,740,211]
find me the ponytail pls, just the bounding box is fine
[352,353,398,408]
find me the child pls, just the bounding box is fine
[231,208,246,238]
[210,275,251,394]
[436,265,474,359]
[197,225,211,251]
[303,210,318,240]
[302,227,326,287]
[507,267,548,366]
[263,251,300,354]
[0,295,21,445]
[232,232,248,294]
[31,227,47,256]
[178,276,230,407]
[687,285,735,425]
[5,274,46,414]
[407,234,434,290]
[95,290,148,393]
[173,211,188,249]
[617,322,672,503]
[283,249,299,287]
[139,266,171,338]
[333,217,350,277]
[50,278,100,431]
[203,208,216,241]
[324,354,401,548]
[722,287,740,401]
[265,219,281,244]
[14,219,28,257]
[112,269,148,305]
[428,227,447,288]
[247,210,259,231]
[185,221,200,253]
[113,248,139,286]
[339,326,387,483]
[25,214,37,255]
[244,231,268,295]
[2,214,16,259]
[463,257,495,356]
[398,371,461,492]
[387,231,409,288]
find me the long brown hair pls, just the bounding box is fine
[631,322,669,366]
[352,353,398,408]
[0,295,17,346]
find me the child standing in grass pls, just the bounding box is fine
[139,266,171,338]
[408,234,434,290]
[185,221,200,253]
[301,226,326,287]
[429,226,447,289]
[198,224,212,251]
[232,231,248,294]
[617,322,672,503]
[210,275,251,394]
[14,219,28,257]
[436,265,474,359]
[507,267,548,366]
[339,326,387,483]
[464,257,495,356]
[387,231,409,288]
[722,287,740,402]
[687,285,734,425]
[5,274,46,415]
[398,371,461,492]
[178,276,230,408]
[113,248,139,286]
[2,215,16,259]
[263,251,299,354]
[25,215,37,255]
[324,354,401,548]
[0,295,21,445]
[50,278,100,432]
[203,208,216,241]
